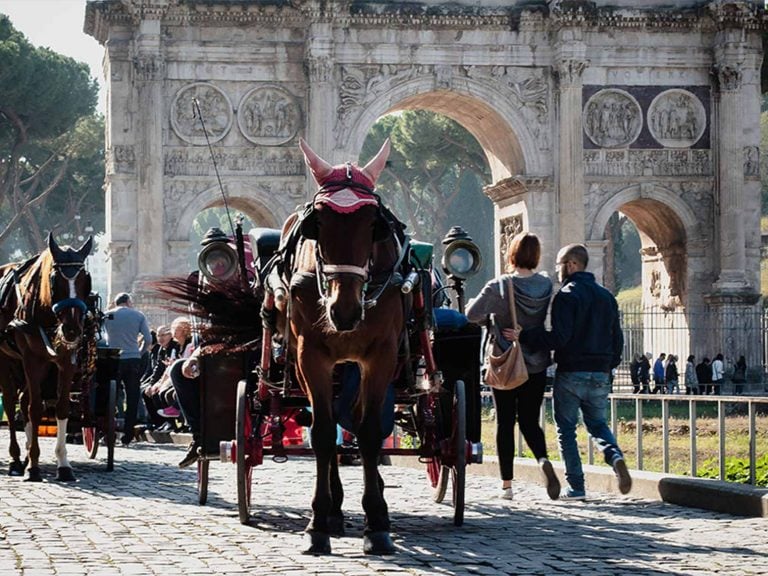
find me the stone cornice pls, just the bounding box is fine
[484,176,551,204]
[85,0,765,46]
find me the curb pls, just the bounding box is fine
[389,455,768,518]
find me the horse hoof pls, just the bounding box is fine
[8,461,25,476]
[56,467,76,482]
[363,531,395,555]
[303,531,331,555]
[24,467,43,482]
[328,514,345,537]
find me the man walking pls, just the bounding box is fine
[521,243,631,499]
[653,353,666,394]
[104,292,152,446]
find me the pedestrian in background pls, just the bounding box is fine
[629,354,641,394]
[684,355,698,395]
[521,243,631,500]
[466,232,560,501]
[638,352,651,394]
[732,355,747,395]
[711,353,724,395]
[696,357,711,395]
[652,353,666,394]
[665,355,679,394]
[104,292,152,446]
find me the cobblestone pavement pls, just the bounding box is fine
[0,437,766,576]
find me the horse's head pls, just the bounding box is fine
[299,138,391,332]
[46,233,93,347]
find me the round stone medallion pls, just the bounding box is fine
[237,85,301,146]
[583,89,642,148]
[170,83,233,145]
[648,89,706,148]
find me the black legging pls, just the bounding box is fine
[492,370,548,481]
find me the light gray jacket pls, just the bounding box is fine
[466,272,553,374]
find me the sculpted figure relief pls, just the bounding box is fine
[238,86,301,146]
[170,83,233,145]
[648,89,706,148]
[499,215,524,270]
[583,89,642,148]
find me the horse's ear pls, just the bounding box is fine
[77,236,94,261]
[361,138,390,184]
[299,138,333,185]
[48,232,63,258]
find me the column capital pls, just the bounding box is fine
[712,63,743,92]
[554,58,589,87]
[706,1,761,30]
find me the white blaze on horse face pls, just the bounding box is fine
[55,418,71,469]
[68,277,77,298]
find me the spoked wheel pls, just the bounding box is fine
[105,380,117,472]
[236,379,254,525]
[432,380,466,526]
[83,426,98,459]
[198,459,209,505]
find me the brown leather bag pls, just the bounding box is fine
[483,277,529,390]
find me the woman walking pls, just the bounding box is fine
[466,232,560,501]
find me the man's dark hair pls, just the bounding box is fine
[560,243,589,269]
[115,292,131,306]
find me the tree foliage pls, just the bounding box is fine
[361,111,494,295]
[0,14,102,259]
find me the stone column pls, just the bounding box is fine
[554,45,588,248]
[585,240,608,287]
[712,61,748,292]
[305,23,336,186]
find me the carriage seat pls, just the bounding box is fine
[248,227,281,272]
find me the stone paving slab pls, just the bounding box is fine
[0,436,766,575]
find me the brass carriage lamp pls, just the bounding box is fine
[198,227,239,283]
[441,226,482,314]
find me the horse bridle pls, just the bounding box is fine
[307,168,409,313]
[50,261,89,316]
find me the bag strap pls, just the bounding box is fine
[506,276,518,329]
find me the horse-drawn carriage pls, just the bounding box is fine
[172,139,486,555]
[0,235,120,480]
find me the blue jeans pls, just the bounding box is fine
[553,371,623,492]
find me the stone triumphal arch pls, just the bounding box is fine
[86,0,764,360]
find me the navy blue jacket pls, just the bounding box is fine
[521,271,623,373]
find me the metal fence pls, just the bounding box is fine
[617,304,768,391]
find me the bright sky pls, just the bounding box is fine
[0,0,106,113]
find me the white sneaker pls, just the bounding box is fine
[500,487,513,500]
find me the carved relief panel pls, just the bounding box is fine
[499,215,523,272]
[583,89,642,148]
[170,83,233,145]
[648,89,706,148]
[237,85,302,146]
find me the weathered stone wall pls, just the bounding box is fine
[86,0,764,363]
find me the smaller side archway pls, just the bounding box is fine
[589,183,701,310]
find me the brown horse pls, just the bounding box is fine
[0,234,93,481]
[270,139,406,555]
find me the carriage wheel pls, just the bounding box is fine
[197,459,209,506]
[105,380,117,472]
[236,379,254,525]
[83,426,98,459]
[432,380,466,526]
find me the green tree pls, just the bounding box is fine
[361,111,494,295]
[0,15,101,258]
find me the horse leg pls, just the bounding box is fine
[328,454,345,537]
[301,359,336,555]
[54,367,75,482]
[1,374,25,476]
[23,365,44,482]
[357,369,395,555]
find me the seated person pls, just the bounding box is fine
[170,349,203,467]
[140,325,180,428]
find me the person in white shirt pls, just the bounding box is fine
[711,353,724,396]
